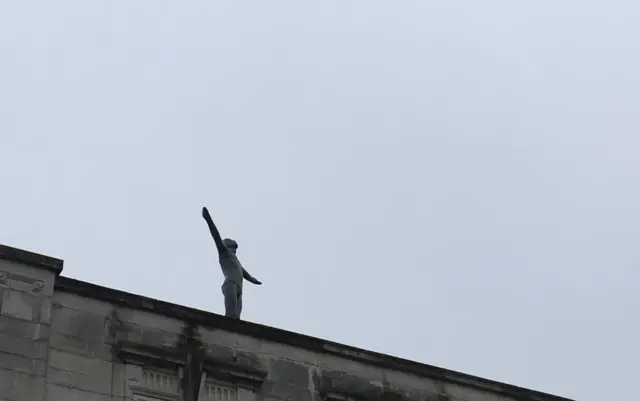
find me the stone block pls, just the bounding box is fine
[0,290,41,322]
[140,326,181,349]
[39,298,51,324]
[51,306,106,342]
[319,354,385,383]
[52,292,112,316]
[202,342,237,367]
[199,327,263,354]
[47,367,112,395]
[236,350,268,374]
[48,352,112,394]
[110,362,127,397]
[49,332,112,361]
[46,383,111,401]
[315,369,383,400]
[0,352,46,375]
[0,263,52,297]
[0,333,47,360]
[260,341,319,366]
[0,368,46,401]
[111,322,143,344]
[49,349,112,376]
[261,380,313,401]
[116,308,184,334]
[0,316,39,339]
[270,359,310,388]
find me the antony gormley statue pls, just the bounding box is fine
[201,206,262,319]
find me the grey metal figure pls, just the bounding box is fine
[201,206,262,319]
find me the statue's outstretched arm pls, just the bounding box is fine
[243,268,262,285]
[202,207,229,257]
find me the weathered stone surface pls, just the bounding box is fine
[140,326,182,349]
[46,383,111,401]
[47,367,113,395]
[204,343,236,363]
[202,342,266,372]
[270,359,310,388]
[199,327,263,354]
[110,362,127,397]
[116,308,184,334]
[320,354,385,383]
[51,306,106,342]
[0,264,52,297]
[49,349,112,376]
[261,380,314,401]
[0,315,40,340]
[383,369,441,396]
[0,333,47,360]
[0,352,46,376]
[39,298,51,325]
[0,368,46,401]
[52,291,112,317]
[0,289,40,321]
[258,359,313,401]
[49,331,112,361]
[260,341,319,366]
[236,350,267,373]
[110,321,143,344]
[315,369,384,400]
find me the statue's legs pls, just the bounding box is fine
[222,282,242,319]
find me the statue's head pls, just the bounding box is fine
[223,238,238,254]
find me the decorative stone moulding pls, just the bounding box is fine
[202,359,267,391]
[115,340,267,401]
[0,270,46,294]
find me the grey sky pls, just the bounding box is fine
[1,2,638,400]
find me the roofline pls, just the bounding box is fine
[0,244,64,275]
[55,276,572,401]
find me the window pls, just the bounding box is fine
[199,380,238,401]
[115,338,265,401]
[128,366,182,401]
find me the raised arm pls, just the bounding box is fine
[202,207,229,257]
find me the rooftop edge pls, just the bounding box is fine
[0,244,64,275]
[55,276,573,401]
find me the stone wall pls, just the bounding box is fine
[0,245,572,401]
[0,246,60,401]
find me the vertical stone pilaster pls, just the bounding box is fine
[0,244,63,401]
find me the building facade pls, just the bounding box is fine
[0,244,570,401]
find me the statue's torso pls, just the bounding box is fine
[219,254,243,289]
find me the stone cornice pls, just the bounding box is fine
[203,358,267,390]
[115,341,185,368]
[0,244,63,275]
[56,276,573,401]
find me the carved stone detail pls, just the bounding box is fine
[127,365,182,401]
[202,362,266,391]
[0,270,45,294]
[199,378,238,401]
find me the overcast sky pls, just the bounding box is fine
[2,2,638,400]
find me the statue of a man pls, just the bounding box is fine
[201,206,262,319]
